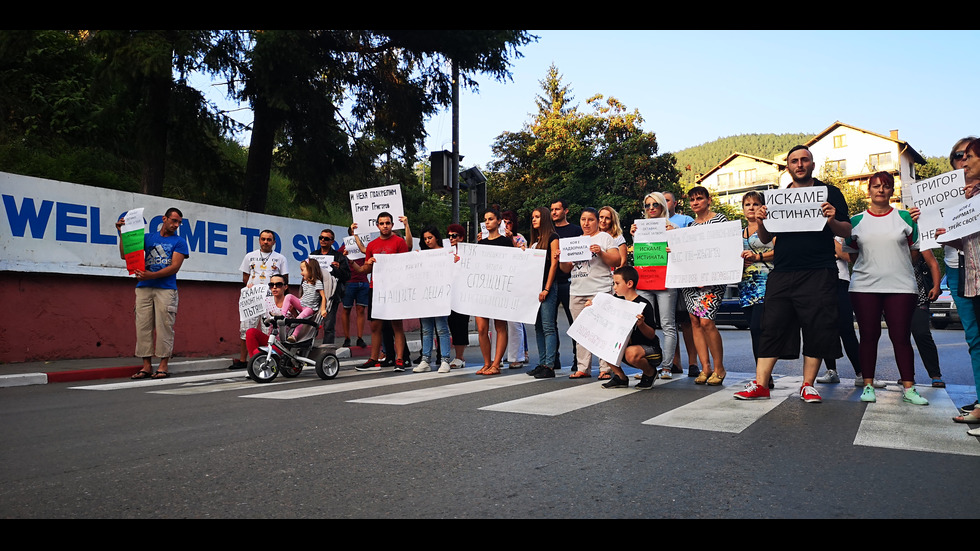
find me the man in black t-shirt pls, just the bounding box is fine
[593,266,662,390]
[551,199,583,371]
[735,145,852,403]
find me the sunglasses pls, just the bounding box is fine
[319,236,333,241]
[954,151,967,161]
[269,282,285,288]
[448,233,461,238]
[644,203,662,209]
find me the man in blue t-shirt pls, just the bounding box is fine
[116,207,190,379]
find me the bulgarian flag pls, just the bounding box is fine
[632,218,668,291]
[119,208,146,274]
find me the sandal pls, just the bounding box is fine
[476,364,490,375]
[694,371,709,385]
[932,378,946,388]
[706,372,726,386]
[151,371,170,379]
[483,364,501,376]
[131,370,152,379]
[569,371,591,379]
[952,411,980,424]
[597,372,612,380]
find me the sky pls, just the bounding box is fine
[423,29,980,168]
[200,30,980,170]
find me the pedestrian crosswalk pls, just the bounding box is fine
[69,362,980,456]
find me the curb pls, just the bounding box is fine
[0,339,436,388]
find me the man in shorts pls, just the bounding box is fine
[593,266,663,390]
[117,207,189,379]
[231,229,288,369]
[734,145,851,403]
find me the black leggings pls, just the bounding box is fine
[850,292,916,382]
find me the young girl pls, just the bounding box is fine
[283,258,327,342]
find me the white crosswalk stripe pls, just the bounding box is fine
[854,384,980,457]
[642,374,799,433]
[480,374,684,416]
[67,365,980,456]
[242,368,468,400]
[349,374,540,405]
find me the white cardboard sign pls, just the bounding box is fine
[450,242,546,324]
[665,220,743,288]
[566,292,645,366]
[763,187,829,233]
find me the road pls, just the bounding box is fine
[1,326,977,518]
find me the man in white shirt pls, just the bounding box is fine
[231,230,289,369]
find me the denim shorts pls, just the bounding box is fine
[343,281,370,308]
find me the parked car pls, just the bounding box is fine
[930,275,959,329]
[715,284,750,329]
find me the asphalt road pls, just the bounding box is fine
[2,325,977,519]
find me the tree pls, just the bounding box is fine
[234,30,536,213]
[488,64,681,224]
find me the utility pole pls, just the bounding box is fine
[451,58,460,224]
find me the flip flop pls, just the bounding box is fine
[952,412,980,424]
[131,370,152,379]
[151,371,170,379]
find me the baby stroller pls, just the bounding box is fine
[247,274,340,383]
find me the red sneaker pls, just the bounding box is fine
[734,380,771,400]
[799,382,822,403]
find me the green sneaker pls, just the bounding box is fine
[860,385,876,403]
[903,387,929,406]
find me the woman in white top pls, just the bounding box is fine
[843,171,926,405]
[560,207,621,378]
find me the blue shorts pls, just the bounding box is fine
[343,281,370,308]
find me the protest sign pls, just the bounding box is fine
[763,187,828,232]
[632,218,668,290]
[903,169,966,249]
[371,249,454,320]
[342,236,364,260]
[238,285,268,322]
[349,184,405,232]
[308,254,333,275]
[559,235,592,263]
[936,193,980,244]
[665,220,743,288]
[566,292,645,366]
[451,243,546,324]
[119,208,145,274]
[632,218,667,243]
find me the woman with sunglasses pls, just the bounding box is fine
[244,274,299,358]
[628,192,678,379]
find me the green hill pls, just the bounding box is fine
[671,133,814,187]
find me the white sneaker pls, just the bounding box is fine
[413,360,431,373]
[816,369,839,384]
[449,358,465,369]
[438,360,451,373]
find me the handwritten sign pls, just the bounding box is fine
[904,169,966,249]
[763,187,828,232]
[560,235,592,263]
[632,218,667,243]
[451,243,546,324]
[665,220,743,288]
[239,285,268,322]
[937,193,980,244]
[349,184,405,232]
[120,208,145,274]
[370,249,453,320]
[566,292,645,366]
